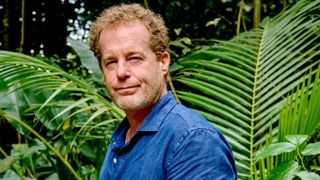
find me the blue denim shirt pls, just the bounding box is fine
[100,92,237,179]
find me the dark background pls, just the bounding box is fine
[0,0,296,58]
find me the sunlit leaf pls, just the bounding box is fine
[285,135,308,146]
[67,38,102,80]
[253,142,296,161]
[268,160,299,180]
[0,157,16,173]
[172,1,320,178]
[302,142,320,156]
[205,18,221,27]
[295,171,320,180]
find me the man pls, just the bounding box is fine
[89,3,237,179]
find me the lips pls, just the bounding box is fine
[115,85,140,95]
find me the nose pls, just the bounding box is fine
[116,61,130,80]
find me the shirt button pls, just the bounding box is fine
[113,158,117,164]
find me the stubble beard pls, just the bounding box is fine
[109,80,166,112]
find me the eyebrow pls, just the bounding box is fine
[126,51,146,58]
[101,55,116,62]
[102,51,146,61]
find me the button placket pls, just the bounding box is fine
[111,141,119,166]
[113,157,118,164]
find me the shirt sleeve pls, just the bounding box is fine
[166,128,237,180]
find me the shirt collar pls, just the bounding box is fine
[112,91,177,142]
[116,91,177,134]
[137,91,177,132]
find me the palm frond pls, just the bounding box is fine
[278,65,320,163]
[0,50,124,138]
[171,0,320,178]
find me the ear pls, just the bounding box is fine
[160,51,171,75]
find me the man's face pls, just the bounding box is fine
[98,22,170,112]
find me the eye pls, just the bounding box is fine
[128,56,143,63]
[104,60,117,70]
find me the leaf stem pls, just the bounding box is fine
[2,112,81,179]
[167,75,181,104]
[297,147,307,171]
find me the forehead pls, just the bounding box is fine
[100,21,150,40]
[100,21,150,44]
[98,22,152,57]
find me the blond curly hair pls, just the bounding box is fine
[89,3,169,61]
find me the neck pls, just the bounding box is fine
[125,107,152,131]
[124,108,152,144]
[124,89,167,143]
[125,89,167,129]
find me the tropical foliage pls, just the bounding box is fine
[254,135,320,179]
[171,0,320,179]
[0,0,320,179]
[1,0,291,57]
[0,50,124,179]
[253,65,320,179]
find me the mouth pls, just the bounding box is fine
[115,85,140,95]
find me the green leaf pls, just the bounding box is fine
[3,112,81,179]
[79,143,96,160]
[171,1,320,178]
[67,38,102,80]
[205,18,221,27]
[268,160,299,180]
[278,62,320,163]
[295,171,320,180]
[174,28,181,36]
[180,37,192,45]
[302,142,320,156]
[310,165,320,171]
[285,135,308,145]
[1,0,319,179]
[0,156,16,173]
[0,169,21,179]
[12,144,28,154]
[254,142,296,161]
[23,144,46,159]
[45,173,59,180]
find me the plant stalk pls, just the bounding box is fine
[19,0,25,53]
[253,0,261,28]
[3,112,81,179]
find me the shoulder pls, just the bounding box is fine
[163,103,217,133]
[159,104,237,178]
[161,103,232,157]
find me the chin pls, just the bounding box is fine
[114,96,148,111]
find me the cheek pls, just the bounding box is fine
[137,67,159,80]
[102,70,107,83]
[103,77,114,93]
[102,70,113,85]
[146,66,164,82]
